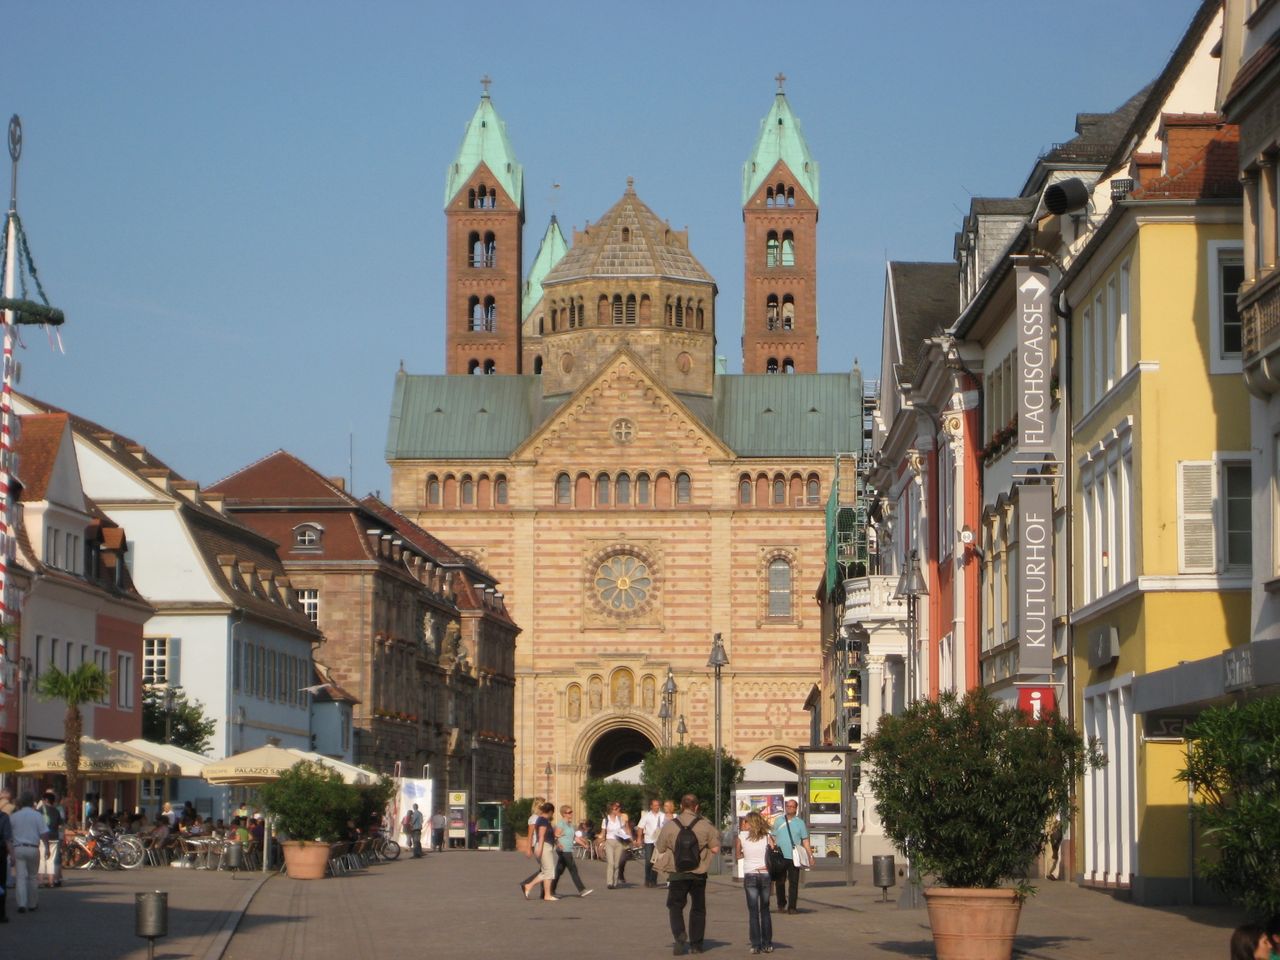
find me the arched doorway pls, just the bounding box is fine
[586,726,656,780]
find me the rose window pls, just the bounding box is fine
[595,554,652,611]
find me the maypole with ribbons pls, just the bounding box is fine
[0,114,65,733]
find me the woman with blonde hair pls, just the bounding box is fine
[735,811,777,954]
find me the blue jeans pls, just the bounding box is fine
[744,873,773,949]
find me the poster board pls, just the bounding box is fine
[394,778,432,842]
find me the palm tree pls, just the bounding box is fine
[36,662,109,826]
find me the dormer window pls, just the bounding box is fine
[293,523,324,549]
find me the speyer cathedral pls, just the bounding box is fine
[386,81,862,802]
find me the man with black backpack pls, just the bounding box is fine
[654,794,720,956]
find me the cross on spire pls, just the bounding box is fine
[775,72,787,94]
[480,74,492,97]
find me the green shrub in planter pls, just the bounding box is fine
[1177,695,1280,921]
[861,689,1102,890]
[259,760,360,843]
[503,797,535,850]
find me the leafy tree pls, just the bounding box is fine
[581,778,646,825]
[1177,696,1280,921]
[354,775,396,830]
[35,662,110,826]
[861,688,1101,890]
[259,761,360,843]
[142,686,217,754]
[641,744,743,827]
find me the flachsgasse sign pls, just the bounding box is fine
[1018,484,1053,676]
[1016,264,1052,453]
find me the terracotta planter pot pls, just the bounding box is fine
[924,887,1023,960]
[514,833,531,856]
[280,840,335,880]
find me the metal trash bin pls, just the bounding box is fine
[872,855,896,901]
[225,842,242,870]
[136,890,168,959]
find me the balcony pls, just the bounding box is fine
[843,574,908,625]
[1242,271,1280,394]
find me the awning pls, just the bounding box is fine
[0,752,22,773]
[202,744,372,786]
[122,740,211,778]
[18,738,179,776]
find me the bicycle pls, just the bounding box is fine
[63,826,145,870]
[369,833,400,861]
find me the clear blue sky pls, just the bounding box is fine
[8,1,1193,496]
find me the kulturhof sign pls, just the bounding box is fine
[1018,484,1054,676]
[1016,264,1052,453]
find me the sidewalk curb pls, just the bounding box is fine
[201,872,273,960]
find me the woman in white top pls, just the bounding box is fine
[734,811,776,954]
[600,801,632,889]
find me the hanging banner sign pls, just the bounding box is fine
[1016,263,1053,453]
[1018,484,1054,676]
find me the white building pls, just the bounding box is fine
[13,395,323,788]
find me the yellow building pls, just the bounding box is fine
[1061,113,1247,903]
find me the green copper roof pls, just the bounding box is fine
[386,372,544,459]
[386,365,862,461]
[522,216,569,320]
[444,94,523,208]
[742,92,819,206]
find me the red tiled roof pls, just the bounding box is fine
[358,496,471,570]
[16,413,69,503]
[208,450,353,504]
[1133,123,1241,201]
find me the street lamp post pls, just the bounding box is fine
[470,734,479,851]
[893,548,927,909]
[676,715,687,746]
[706,632,729,874]
[660,667,677,748]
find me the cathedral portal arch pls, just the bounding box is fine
[573,712,662,780]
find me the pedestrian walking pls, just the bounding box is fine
[654,793,720,955]
[735,811,777,954]
[638,798,666,887]
[770,799,813,914]
[0,803,12,922]
[521,802,560,901]
[550,804,592,898]
[9,793,43,914]
[430,809,447,851]
[601,801,632,889]
[408,804,424,858]
[36,791,62,888]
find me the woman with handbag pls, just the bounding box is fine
[735,811,779,954]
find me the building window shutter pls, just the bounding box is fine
[1178,461,1218,573]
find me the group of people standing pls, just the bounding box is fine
[0,788,66,921]
[516,792,815,957]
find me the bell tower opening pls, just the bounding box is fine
[586,726,656,780]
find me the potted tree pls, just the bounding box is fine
[861,689,1101,960]
[259,761,359,879]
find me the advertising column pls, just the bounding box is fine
[798,746,855,887]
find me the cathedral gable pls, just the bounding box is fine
[513,348,733,463]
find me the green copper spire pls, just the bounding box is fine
[444,81,524,208]
[522,215,568,320]
[742,77,819,206]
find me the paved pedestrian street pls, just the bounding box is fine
[2,851,1239,960]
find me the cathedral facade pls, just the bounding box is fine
[387,84,861,802]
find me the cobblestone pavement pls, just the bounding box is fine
[220,852,1239,960]
[0,861,266,960]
